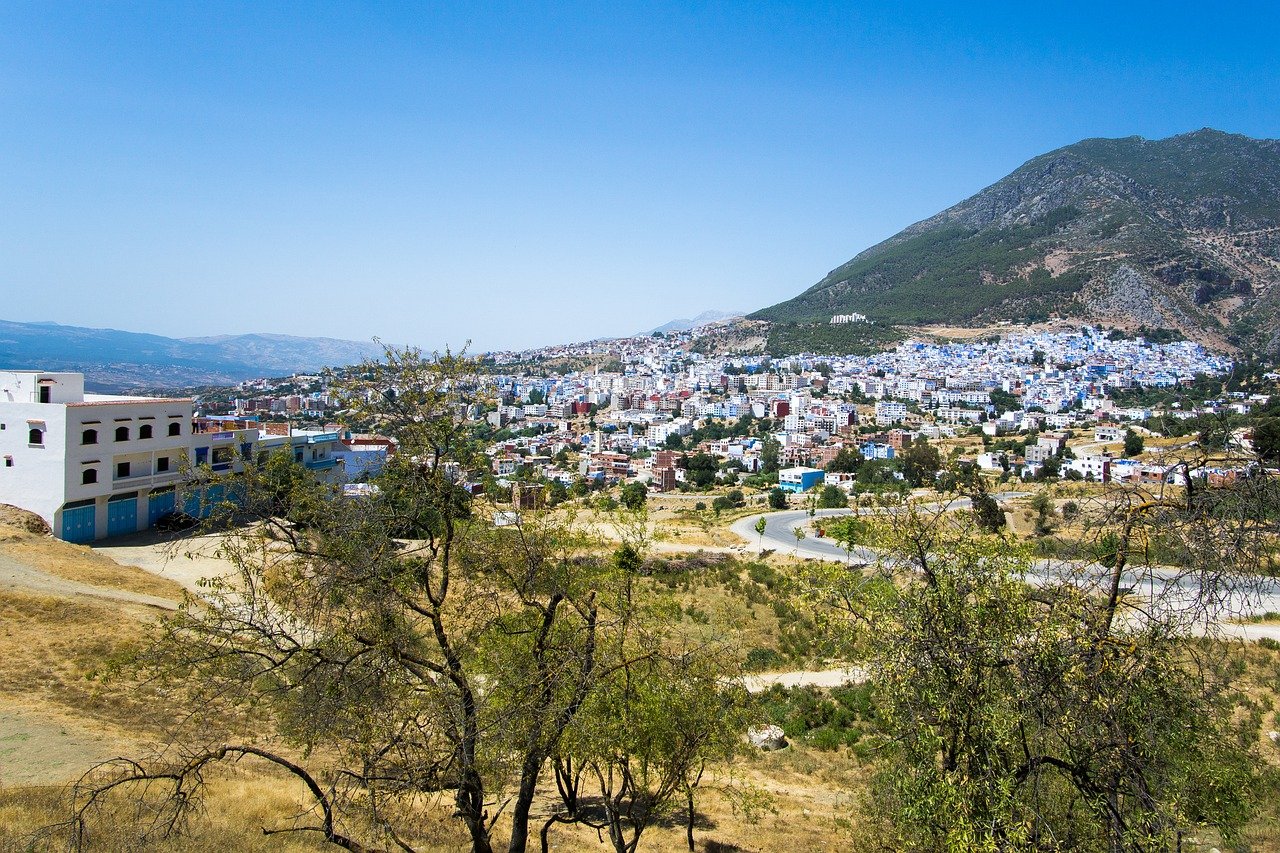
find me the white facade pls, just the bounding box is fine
[0,370,194,541]
[0,370,347,542]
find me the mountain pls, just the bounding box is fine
[752,129,1280,352]
[648,310,745,335]
[179,333,387,375]
[0,320,385,391]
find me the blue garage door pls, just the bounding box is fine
[106,493,139,537]
[61,502,96,543]
[148,488,176,525]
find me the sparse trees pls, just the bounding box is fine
[56,347,740,853]
[815,508,1257,852]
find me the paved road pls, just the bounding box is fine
[729,493,1025,563]
[729,496,1280,642]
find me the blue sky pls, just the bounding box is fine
[3,2,1278,351]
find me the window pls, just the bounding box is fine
[82,469,97,484]
[28,428,43,445]
[211,447,233,471]
[116,462,130,479]
[168,422,181,437]
[156,456,170,473]
[39,386,50,403]
[82,428,98,445]
[4,457,12,468]
[139,424,153,439]
[115,426,129,441]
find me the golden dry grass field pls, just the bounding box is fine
[2,501,1279,853]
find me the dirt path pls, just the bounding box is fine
[743,666,867,693]
[0,552,178,612]
[91,531,237,594]
[0,702,136,786]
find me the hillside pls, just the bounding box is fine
[752,129,1280,352]
[0,320,386,391]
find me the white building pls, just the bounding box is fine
[875,400,907,426]
[0,371,195,541]
[0,370,346,542]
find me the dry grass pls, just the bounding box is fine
[0,523,185,600]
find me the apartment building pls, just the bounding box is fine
[0,370,346,542]
[0,370,195,542]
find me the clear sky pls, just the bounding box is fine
[3,2,1279,352]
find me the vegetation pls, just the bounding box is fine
[763,321,902,357]
[753,207,1086,326]
[813,509,1261,851]
[44,348,743,853]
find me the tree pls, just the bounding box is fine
[825,446,863,474]
[1028,490,1056,536]
[898,439,942,488]
[754,516,767,545]
[768,487,788,510]
[760,436,781,474]
[685,453,719,489]
[818,484,848,508]
[815,509,1257,852]
[61,347,729,853]
[619,482,647,511]
[1123,428,1145,458]
[550,650,743,853]
[1253,417,1280,463]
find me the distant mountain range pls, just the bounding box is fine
[647,310,744,335]
[0,320,386,391]
[752,129,1280,353]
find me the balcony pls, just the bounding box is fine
[305,458,340,471]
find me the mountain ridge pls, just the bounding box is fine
[0,319,386,391]
[752,128,1280,352]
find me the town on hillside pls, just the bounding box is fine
[2,324,1266,543]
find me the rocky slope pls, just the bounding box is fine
[752,129,1280,352]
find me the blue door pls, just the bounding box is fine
[148,489,176,525]
[107,495,138,537]
[61,504,96,543]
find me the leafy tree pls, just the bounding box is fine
[768,487,788,509]
[754,516,767,545]
[760,436,781,474]
[551,651,743,853]
[989,387,1020,414]
[825,446,864,474]
[619,481,647,511]
[1028,490,1056,536]
[59,347,738,853]
[726,488,746,507]
[816,510,1257,852]
[1253,417,1280,463]
[818,484,848,508]
[898,439,943,488]
[1123,428,1145,457]
[685,453,719,489]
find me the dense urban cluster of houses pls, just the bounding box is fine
[2,326,1260,542]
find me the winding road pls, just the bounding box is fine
[728,496,1280,645]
